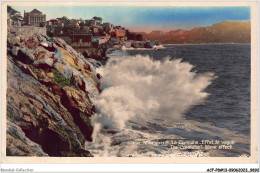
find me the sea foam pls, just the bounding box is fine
[91,55,215,140]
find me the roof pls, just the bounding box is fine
[30,9,42,14]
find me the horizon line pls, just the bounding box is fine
[130,20,251,33]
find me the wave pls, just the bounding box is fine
[153,45,166,50]
[122,45,165,50]
[85,52,250,157]
[87,54,216,156]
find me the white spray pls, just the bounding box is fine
[87,54,215,156]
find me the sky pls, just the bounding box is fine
[13,5,250,32]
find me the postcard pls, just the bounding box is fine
[1,1,258,164]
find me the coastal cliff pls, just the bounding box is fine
[6,26,101,156]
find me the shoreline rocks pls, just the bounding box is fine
[7,26,100,157]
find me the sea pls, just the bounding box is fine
[85,44,251,157]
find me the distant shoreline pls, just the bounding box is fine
[162,43,251,46]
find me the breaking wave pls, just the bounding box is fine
[91,54,215,134]
[122,45,165,50]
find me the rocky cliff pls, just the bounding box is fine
[141,21,250,44]
[6,26,101,156]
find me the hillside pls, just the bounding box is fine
[141,21,250,44]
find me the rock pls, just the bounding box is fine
[96,73,102,80]
[51,84,63,96]
[46,72,54,78]
[18,48,35,64]
[61,54,75,66]
[54,41,65,49]
[55,63,65,73]
[33,55,54,68]
[7,134,39,156]
[37,70,53,85]
[25,40,39,49]
[61,86,93,141]
[10,36,20,45]
[40,42,48,47]
[84,63,91,71]
[72,75,85,91]
[16,61,28,72]
[27,66,38,80]
[54,37,67,45]
[42,56,54,67]
[33,46,48,54]
[7,29,99,157]
[82,49,93,58]
[54,62,73,78]
[62,148,93,157]
[12,46,20,56]
[32,36,38,42]
[96,49,102,58]
[7,120,48,156]
[47,41,53,47]
[77,60,84,70]
[41,41,56,52]
[57,47,76,66]
[37,35,47,42]
[65,44,78,57]
[33,51,45,59]
[82,47,107,61]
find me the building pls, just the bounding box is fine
[71,30,92,48]
[24,9,46,27]
[136,34,143,41]
[92,35,110,45]
[79,18,85,24]
[70,19,80,29]
[90,25,105,36]
[90,19,97,26]
[115,29,126,41]
[82,26,90,32]
[85,20,92,26]
[103,22,113,32]
[57,16,70,25]
[47,19,59,26]
[93,26,99,34]
[127,32,143,41]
